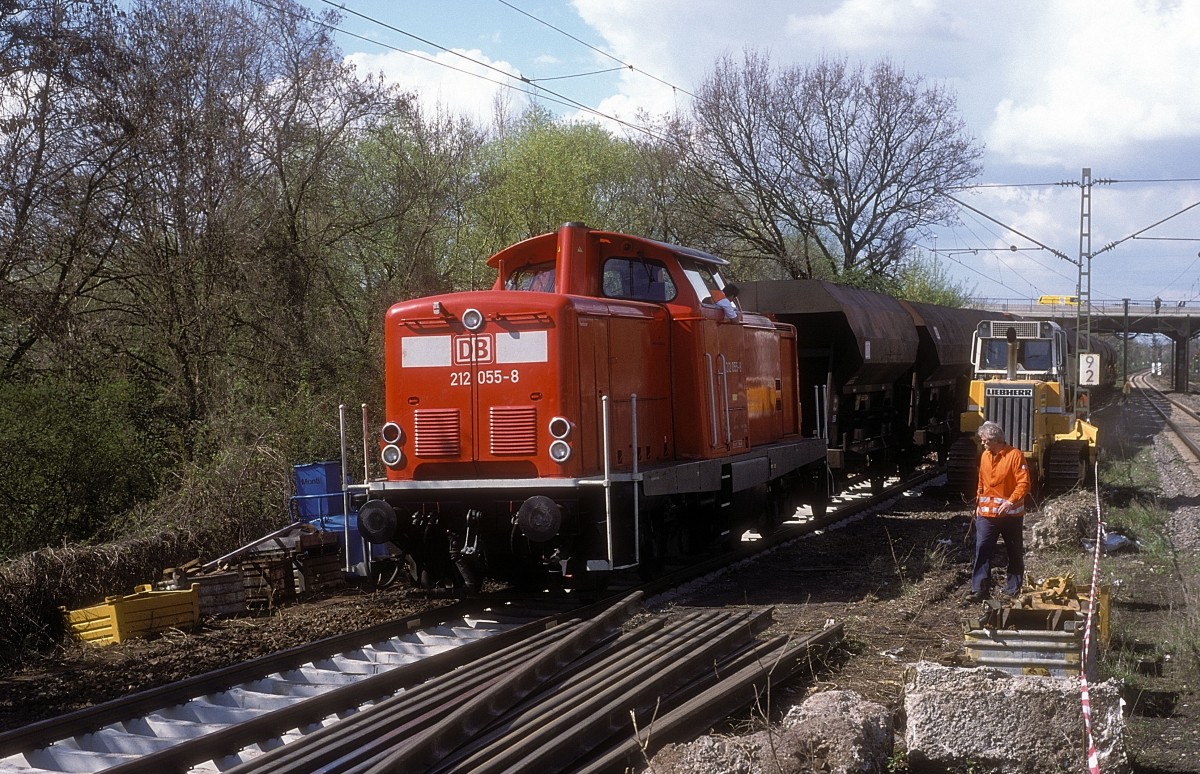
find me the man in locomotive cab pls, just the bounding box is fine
[712,282,741,321]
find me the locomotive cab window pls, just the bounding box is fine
[506,261,556,292]
[679,258,734,309]
[601,257,677,302]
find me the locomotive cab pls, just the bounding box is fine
[354,223,826,590]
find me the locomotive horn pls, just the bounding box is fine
[358,500,398,544]
[516,495,562,542]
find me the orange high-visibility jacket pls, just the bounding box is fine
[977,444,1030,517]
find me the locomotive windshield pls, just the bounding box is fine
[506,261,556,292]
[978,339,1055,373]
[601,257,677,302]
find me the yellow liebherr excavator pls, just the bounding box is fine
[947,319,1098,494]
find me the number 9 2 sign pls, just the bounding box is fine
[1079,353,1100,386]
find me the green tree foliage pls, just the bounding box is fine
[0,0,131,381]
[895,251,976,306]
[0,379,170,555]
[347,105,485,307]
[463,106,659,285]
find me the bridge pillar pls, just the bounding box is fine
[1169,317,1195,392]
[1173,336,1189,393]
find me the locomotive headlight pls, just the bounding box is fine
[462,308,485,332]
[381,444,404,468]
[549,439,572,463]
[381,421,404,445]
[548,416,572,439]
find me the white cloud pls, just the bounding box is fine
[983,1,1200,166]
[345,48,529,123]
[784,0,963,51]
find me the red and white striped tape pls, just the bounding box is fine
[1080,460,1104,774]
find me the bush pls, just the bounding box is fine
[0,379,174,557]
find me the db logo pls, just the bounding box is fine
[454,335,492,364]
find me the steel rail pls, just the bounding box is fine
[219,616,608,774]
[0,598,484,758]
[434,608,774,773]
[102,610,592,774]
[576,622,847,774]
[1133,372,1200,461]
[356,592,643,773]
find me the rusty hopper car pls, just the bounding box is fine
[898,301,1012,466]
[740,280,922,491]
[353,223,827,590]
[740,280,997,491]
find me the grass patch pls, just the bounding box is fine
[1093,439,1200,686]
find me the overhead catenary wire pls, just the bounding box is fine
[494,0,696,98]
[248,0,676,141]
[313,0,688,140]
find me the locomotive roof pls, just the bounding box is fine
[484,227,730,268]
[647,238,731,267]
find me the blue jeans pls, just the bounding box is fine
[971,515,1024,595]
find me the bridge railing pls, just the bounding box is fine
[968,298,1190,318]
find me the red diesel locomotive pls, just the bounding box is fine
[354,222,828,589]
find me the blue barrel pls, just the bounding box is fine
[291,461,344,523]
[290,461,389,573]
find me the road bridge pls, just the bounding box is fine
[968,297,1196,392]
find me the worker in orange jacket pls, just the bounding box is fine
[967,420,1031,603]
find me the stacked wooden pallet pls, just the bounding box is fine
[296,530,345,593]
[240,546,296,608]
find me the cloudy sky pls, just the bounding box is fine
[297,0,1200,307]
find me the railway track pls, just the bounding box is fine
[0,466,930,773]
[1132,371,1200,462]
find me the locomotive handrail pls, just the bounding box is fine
[705,353,718,448]
[631,393,641,570]
[718,353,731,445]
[813,385,826,440]
[595,395,641,573]
[338,404,353,574]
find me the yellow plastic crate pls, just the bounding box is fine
[61,583,200,646]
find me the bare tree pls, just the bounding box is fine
[0,0,131,379]
[682,50,982,281]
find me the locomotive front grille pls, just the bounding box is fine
[983,320,1041,339]
[490,405,537,455]
[983,384,1035,452]
[414,408,461,457]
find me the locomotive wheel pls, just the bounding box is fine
[945,435,980,499]
[371,557,402,589]
[1044,440,1089,492]
[637,510,668,581]
[758,483,789,536]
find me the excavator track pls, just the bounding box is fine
[945,435,980,497]
[1042,440,1088,493]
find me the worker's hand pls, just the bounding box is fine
[995,499,1012,515]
